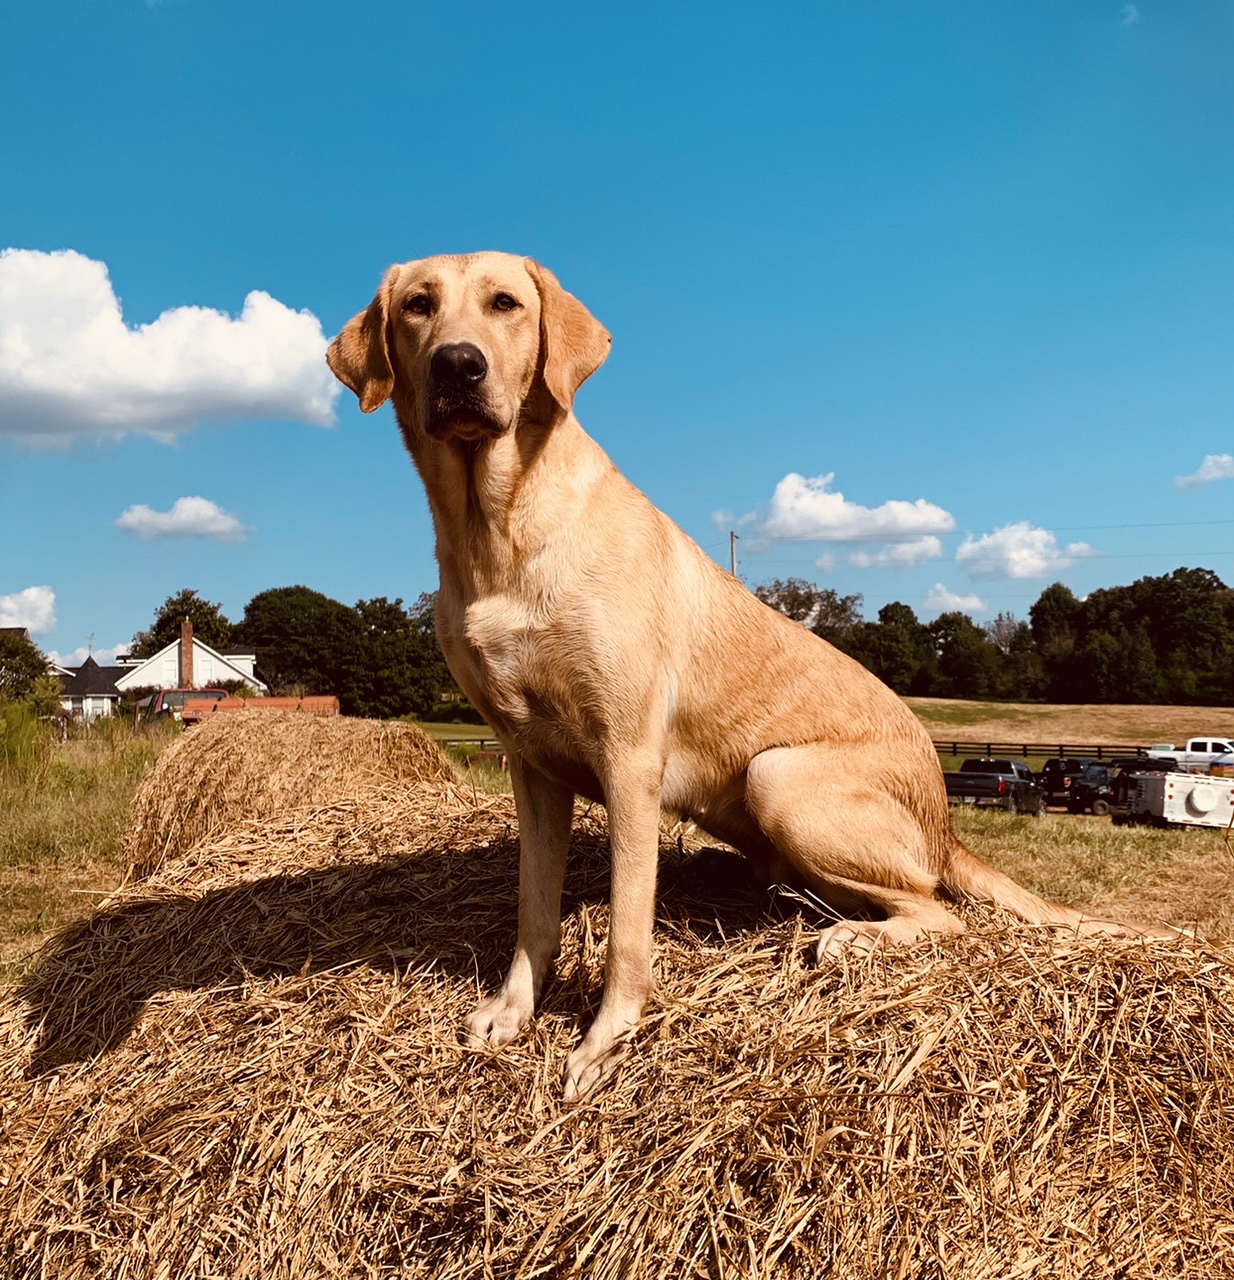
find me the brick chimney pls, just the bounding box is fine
[180,618,194,687]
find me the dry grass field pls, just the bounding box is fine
[908,696,1234,746]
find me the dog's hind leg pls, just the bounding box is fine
[463,757,574,1049]
[743,744,966,959]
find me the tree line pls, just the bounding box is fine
[4,565,1231,723]
[754,566,1234,705]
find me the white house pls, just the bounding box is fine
[59,655,124,722]
[113,619,268,696]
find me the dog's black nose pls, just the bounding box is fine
[430,342,488,388]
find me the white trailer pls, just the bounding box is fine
[1121,772,1234,830]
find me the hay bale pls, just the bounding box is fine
[121,711,455,878]
[4,791,1234,1279]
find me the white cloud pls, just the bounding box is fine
[761,472,956,543]
[924,583,988,615]
[116,495,248,542]
[1121,4,1141,25]
[0,585,56,634]
[849,536,943,569]
[955,522,1095,580]
[0,248,339,443]
[1176,454,1234,490]
[48,642,127,669]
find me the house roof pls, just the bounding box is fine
[0,626,32,643]
[62,656,123,698]
[112,637,268,694]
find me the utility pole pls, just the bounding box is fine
[729,531,739,578]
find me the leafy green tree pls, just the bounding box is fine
[984,613,1041,700]
[1029,583,1082,652]
[26,671,66,717]
[1070,629,1122,702]
[346,596,445,719]
[753,578,864,650]
[0,630,49,702]
[928,612,1001,700]
[407,592,455,699]
[1044,567,1234,704]
[1028,582,1082,698]
[233,586,361,702]
[131,589,234,658]
[848,602,936,694]
[1122,625,1163,704]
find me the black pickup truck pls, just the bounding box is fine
[944,759,1047,816]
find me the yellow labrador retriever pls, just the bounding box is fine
[328,252,1111,1099]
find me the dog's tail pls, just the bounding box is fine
[940,839,1177,938]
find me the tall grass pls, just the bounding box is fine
[0,710,175,976]
[0,701,49,777]
[442,741,514,795]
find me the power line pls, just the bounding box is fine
[1049,517,1234,533]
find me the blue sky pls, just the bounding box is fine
[2,1,1232,666]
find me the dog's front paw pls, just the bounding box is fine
[462,991,532,1049]
[815,921,884,960]
[562,1033,629,1102]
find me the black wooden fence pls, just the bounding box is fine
[931,741,1148,761]
[435,730,1153,764]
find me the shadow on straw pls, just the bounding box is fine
[16,831,781,1077]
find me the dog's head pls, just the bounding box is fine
[327,252,611,444]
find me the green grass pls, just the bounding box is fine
[954,807,1196,902]
[912,702,1010,728]
[414,721,501,745]
[441,744,514,795]
[0,714,176,977]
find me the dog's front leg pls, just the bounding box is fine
[463,756,573,1049]
[563,761,662,1101]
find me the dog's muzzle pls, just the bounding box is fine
[426,342,504,440]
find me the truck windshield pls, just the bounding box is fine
[167,690,225,708]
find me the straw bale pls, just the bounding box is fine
[4,789,1234,1279]
[121,711,455,879]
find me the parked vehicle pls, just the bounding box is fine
[141,688,228,720]
[1146,737,1234,774]
[944,759,1047,816]
[1036,757,1095,807]
[1070,756,1177,817]
[1067,762,1114,816]
[1114,770,1234,830]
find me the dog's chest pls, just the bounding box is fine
[446,593,596,746]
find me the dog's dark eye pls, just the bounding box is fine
[492,292,521,313]
[403,294,433,316]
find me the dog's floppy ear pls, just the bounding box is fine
[525,259,611,413]
[326,266,399,413]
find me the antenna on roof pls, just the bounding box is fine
[87,632,94,657]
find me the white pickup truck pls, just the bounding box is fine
[1146,737,1234,774]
